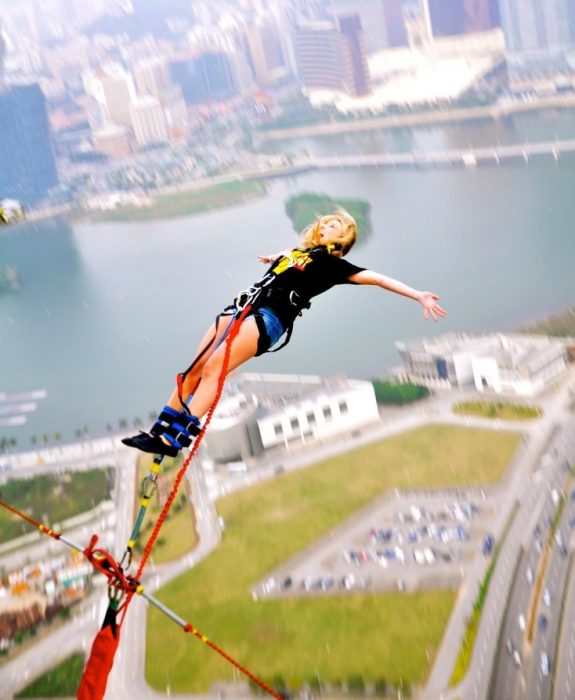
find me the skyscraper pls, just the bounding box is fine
[338,14,371,96]
[498,0,575,76]
[294,16,371,96]
[382,0,409,47]
[134,58,172,99]
[427,0,500,37]
[245,18,290,88]
[0,22,6,91]
[131,96,169,148]
[169,52,238,104]
[0,85,59,205]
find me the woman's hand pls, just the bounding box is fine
[258,251,287,264]
[417,291,447,321]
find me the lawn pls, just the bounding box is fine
[0,469,111,543]
[91,180,266,223]
[133,454,198,565]
[453,401,541,420]
[145,425,520,693]
[15,652,84,698]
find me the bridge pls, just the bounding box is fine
[297,138,575,171]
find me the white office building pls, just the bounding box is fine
[130,96,169,148]
[203,372,379,463]
[396,332,567,397]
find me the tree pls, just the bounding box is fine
[374,678,388,696]
[347,674,365,696]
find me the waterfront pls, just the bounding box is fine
[1,116,575,445]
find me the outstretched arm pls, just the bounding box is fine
[257,249,291,264]
[348,269,447,321]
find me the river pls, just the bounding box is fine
[1,112,574,446]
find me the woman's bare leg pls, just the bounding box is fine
[185,317,260,420]
[164,314,234,411]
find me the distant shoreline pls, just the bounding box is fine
[517,304,575,337]
[256,94,575,142]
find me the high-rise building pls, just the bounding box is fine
[83,65,135,129]
[382,0,409,47]
[498,0,575,76]
[133,58,172,99]
[294,16,371,96]
[427,0,500,37]
[338,14,371,96]
[0,22,6,90]
[245,19,290,88]
[0,84,58,205]
[169,52,238,104]
[131,96,169,148]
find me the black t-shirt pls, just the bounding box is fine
[253,246,365,327]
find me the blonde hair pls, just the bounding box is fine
[299,208,357,257]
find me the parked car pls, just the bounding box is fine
[540,652,550,676]
[482,533,495,556]
[538,614,548,632]
[518,614,526,632]
[543,588,551,607]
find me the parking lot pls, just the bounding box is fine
[253,487,496,599]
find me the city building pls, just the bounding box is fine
[396,332,568,397]
[130,96,169,148]
[133,58,173,99]
[92,123,131,158]
[0,21,6,91]
[0,84,58,205]
[382,0,409,48]
[169,51,238,104]
[203,373,379,463]
[83,65,135,129]
[498,0,575,78]
[427,0,500,38]
[294,15,370,96]
[245,18,290,88]
[338,14,371,96]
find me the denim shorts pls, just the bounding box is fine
[253,306,285,355]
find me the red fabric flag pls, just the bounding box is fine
[77,624,120,700]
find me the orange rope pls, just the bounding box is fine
[183,624,284,699]
[134,304,252,582]
[0,498,62,540]
[0,304,285,700]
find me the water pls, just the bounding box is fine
[1,113,574,446]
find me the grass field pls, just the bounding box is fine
[0,469,111,543]
[133,455,198,565]
[453,401,541,420]
[15,652,84,698]
[89,180,266,223]
[145,425,520,693]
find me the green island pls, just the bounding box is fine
[453,401,541,420]
[134,454,198,564]
[285,192,372,242]
[145,425,520,693]
[0,469,111,544]
[15,652,84,698]
[518,304,575,338]
[86,180,267,223]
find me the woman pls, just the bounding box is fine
[122,209,446,457]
